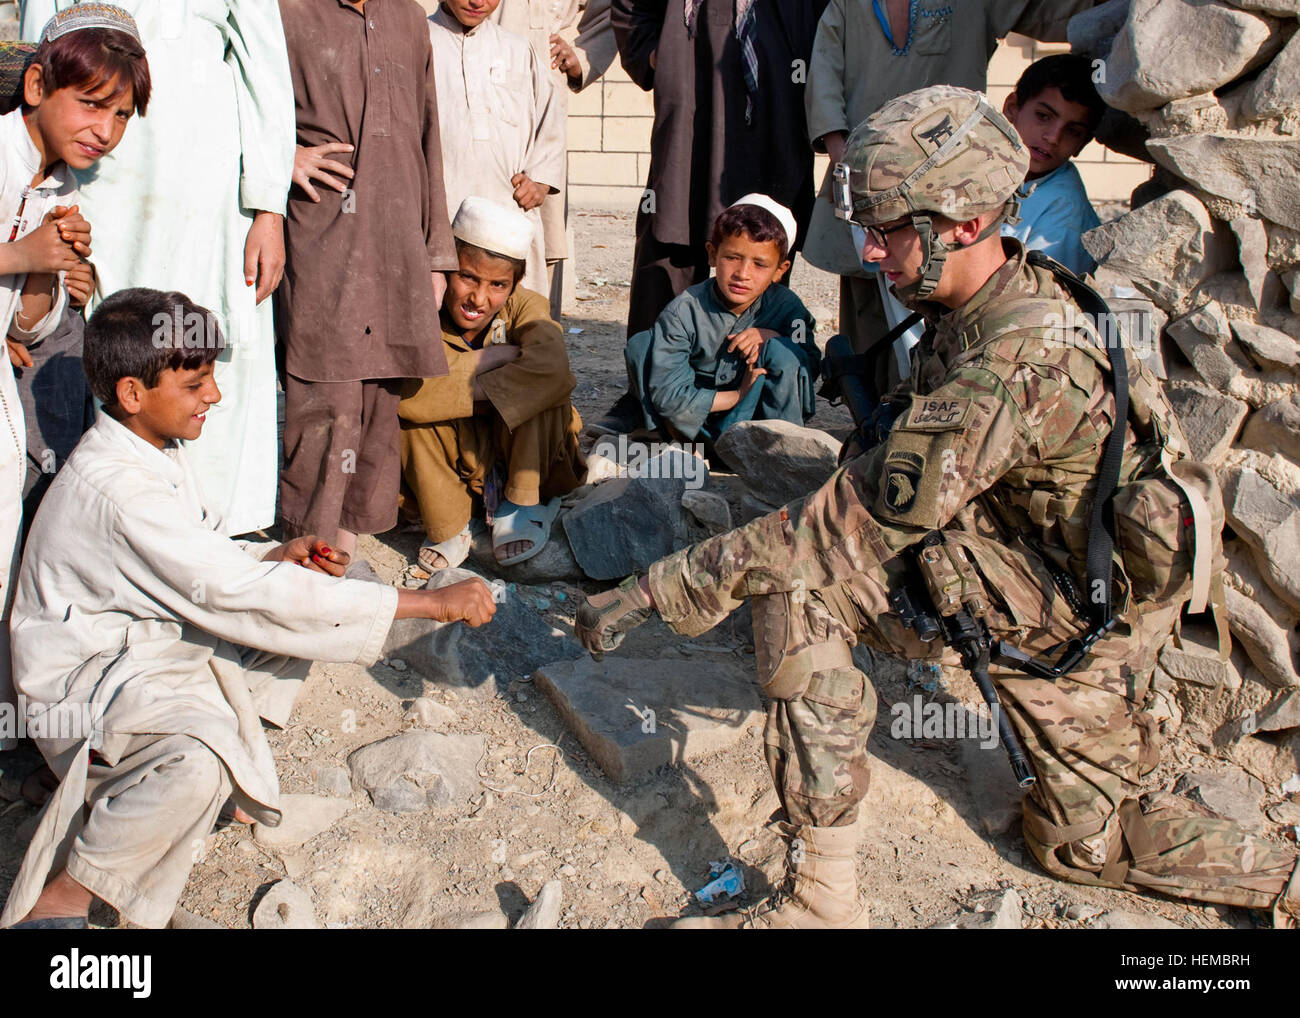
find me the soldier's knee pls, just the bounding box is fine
[752,589,859,701]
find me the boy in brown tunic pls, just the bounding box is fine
[399,197,583,571]
[276,0,457,562]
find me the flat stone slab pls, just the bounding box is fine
[253,880,320,930]
[534,656,761,784]
[254,793,353,848]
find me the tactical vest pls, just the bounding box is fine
[954,255,1224,618]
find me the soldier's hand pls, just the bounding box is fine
[575,576,655,660]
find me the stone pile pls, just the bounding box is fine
[1074,0,1300,797]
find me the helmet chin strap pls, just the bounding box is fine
[898,199,1019,303]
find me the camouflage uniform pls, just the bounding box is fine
[646,240,1299,921]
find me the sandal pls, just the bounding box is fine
[418,525,472,572]
[492,498,561,566]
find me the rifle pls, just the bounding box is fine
[818,312,925,455]
[890,531,1037,789]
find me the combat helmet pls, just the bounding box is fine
[833,85,1029,300]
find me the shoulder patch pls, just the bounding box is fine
[904,396,971,431]
[882,450,924,514]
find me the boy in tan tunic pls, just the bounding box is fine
[400,197,584,571]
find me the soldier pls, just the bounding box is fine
[575,85,1300,929]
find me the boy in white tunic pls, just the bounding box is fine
[0,5,146,759]
[0,288,496,929]
[429,0,566,296]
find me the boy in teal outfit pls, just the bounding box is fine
[623,195,818,445]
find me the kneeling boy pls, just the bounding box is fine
[623,195,819,445]
[400,197,584,572]
[1,289,495,929]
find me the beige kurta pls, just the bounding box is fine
[802,0,1096,276]
[0,107,76,751]
[0,411,398,927]
[491,0,616,261]
[398,286,582,541]
[428,6,567,296]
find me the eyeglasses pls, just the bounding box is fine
[864,219,912,248]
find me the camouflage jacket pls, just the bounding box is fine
[649,241,1153,636]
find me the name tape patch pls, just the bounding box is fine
[905,396,971,431]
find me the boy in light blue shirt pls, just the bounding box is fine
[1001,54,1106,276]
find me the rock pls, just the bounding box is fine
[1221,465,1300,610]
[1159,626,1234,688]
[1223,585,1300,688]
[1166,384,1248,465]
[514,879,563,929]
[714,420,841,507]
[1227,0,1300,16]
[1241,394,1300,462]
[1229,217,1273,313]
[1230,320,1300,371]
[1066,902,1106,922]
[533,656,762,784]
[1089,909,1184,929]
[1082,192,1237,314]
[739,492,780,524]
[931,889,1022,930]
[1098,0,1284,113]
[1283,270,1300,313]
[384,567,584,696]
[252,880,320,930]
[1174,769,1266,828]
[1244,29,1300,121]
[1148,134,1300,234]
[404,696,458,731]
[312,763,352,798]
[466,517,585,583]
[169,907,224,930]
[347,730,485,811]
[454,911,511,930]
[1267,798,1300,824]
[957,738,1024,836]
[1254,688,1300,732]
[680,489,732,534]
[562,463,689,580]
[1067,0,1132,59]
[1136,93,1231,140]
[254,793,353,849]
[1167,301,1250,389]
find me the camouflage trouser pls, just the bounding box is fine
[753,529,1300,921]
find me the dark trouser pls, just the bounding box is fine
[278,375,403,539]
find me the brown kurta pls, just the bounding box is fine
[277,0,456,382]
[398,286,584,541]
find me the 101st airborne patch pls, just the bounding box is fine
[905,396,972,431]
[883,450,925,514]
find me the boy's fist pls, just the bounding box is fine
[510,173,549,213]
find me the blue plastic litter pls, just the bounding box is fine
[694,860,744,904]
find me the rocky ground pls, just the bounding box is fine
[1,208,1295,931]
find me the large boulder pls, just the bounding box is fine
[1082,191,1237,314]
[1222,540,1300,688]
[1098,0,1285,113]
[1068,0,1133,59]
[383,567,585,696]
[347,730,485,812]
[533,656,762,784]
[713,420,840,508]
[1147,134,1300,234]
[1220,463,1300,609]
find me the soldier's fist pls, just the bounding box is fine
[575,576,655,659]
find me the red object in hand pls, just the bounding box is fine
[320,544,333,556]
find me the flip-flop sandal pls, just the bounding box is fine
[418,526,472,572]
[10,916,89,930]
[492,498,561,567]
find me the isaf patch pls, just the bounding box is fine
[883,450,925,514]
[905,396,971,431]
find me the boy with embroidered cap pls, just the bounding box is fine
[1,287,495,929]
[399,196,584,572]
[623,194,818,446]
[0,3,147,765]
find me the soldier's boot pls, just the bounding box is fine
[672,823,870,929]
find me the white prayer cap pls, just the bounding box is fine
[40,3,143,45]
[452,196,534,261]
[728,193,797,251]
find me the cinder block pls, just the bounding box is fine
[568,151,639,186]
[568,83,603,116]
[603,81,654,117]
[568,184,643,212]
[1078,161,1152,203]
[602,116,652,152]
[566,115,603,152]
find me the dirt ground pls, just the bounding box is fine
[0,208,1262,930]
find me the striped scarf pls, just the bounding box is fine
[685,0,759,124]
